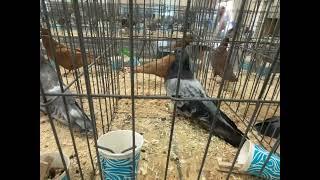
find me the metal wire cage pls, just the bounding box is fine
[40,0,280,179]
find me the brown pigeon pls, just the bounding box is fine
[211,37,238,82]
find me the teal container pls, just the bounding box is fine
[97,130,144,180]
[237,140,280,180]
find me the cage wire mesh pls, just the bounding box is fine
[40,0,280,179]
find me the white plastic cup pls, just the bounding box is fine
[97,130,144,180]
[40,152,70,180]
[236,140,280,180]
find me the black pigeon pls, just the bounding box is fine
[164,47,247,147]
[254,116,280,139]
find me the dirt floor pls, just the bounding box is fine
[40,62,279,180]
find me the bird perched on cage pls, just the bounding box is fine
[254,116,280,139]
[125,54,176,78]
[164,48,247,147]
[124,34,201,78]
[40,28,94,76]
[211,31,238,83]
[124,47,206,78]
[40,51,93,135]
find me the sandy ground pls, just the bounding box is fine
[40,62,279,179]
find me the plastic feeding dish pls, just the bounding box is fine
[97,130,144,180]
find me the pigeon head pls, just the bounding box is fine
[174,47,192,72]
[165,47,193,80]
